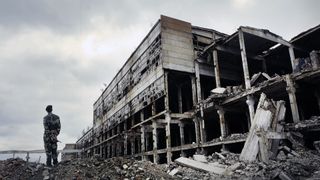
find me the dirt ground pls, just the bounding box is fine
[1,146,320,180]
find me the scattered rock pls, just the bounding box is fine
[122,164,128,169]
[168,168,179,176]
[1,146,320,180]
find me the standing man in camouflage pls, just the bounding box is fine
[43,105,61,167]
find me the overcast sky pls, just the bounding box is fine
[0,0,319,151]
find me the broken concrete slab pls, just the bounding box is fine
[280,146,300,157]
[175,157,226,175]
[240,93,276,162]
[193,154,208,163]
[168,168,179,176]
[211,87,226,94]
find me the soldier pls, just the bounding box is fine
[43,105,61,167]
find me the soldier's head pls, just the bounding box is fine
[46,105,53,113]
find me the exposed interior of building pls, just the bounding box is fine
[76,15,320,164]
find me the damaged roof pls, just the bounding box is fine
[290,24,320,51]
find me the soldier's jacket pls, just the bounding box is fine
[43,113,61,143]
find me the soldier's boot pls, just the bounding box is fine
[53,158,58,166]
[46,155,52,167]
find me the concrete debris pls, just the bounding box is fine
[226,85,245,96]
[193,154,208,163]
[168,168,179,176]
[0,158,44,180]
[314,141,320,153]
[240,93,280,162]
[175,157,227,175]
[215,152,226,160]
[250,72,272,86]
[294,57,313,72]
[210,87,226,94]
[310,50,320,70]
[280,146,300,157]
[2,147,320,180]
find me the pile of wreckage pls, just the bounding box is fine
[174,93,320,179]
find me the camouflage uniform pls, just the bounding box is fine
[43,113,61,166]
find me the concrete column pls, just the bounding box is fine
[100,145,103,158]
[193,118,200,145]
[191,76,197,106]
[140,126,146,160]
[140,110,144,122]
[144,133,150,161]
[152,102,156,116]
[238,29,251,90]
[179,122,185,145]
[217,108,227,138]
[131,138,135,156]
[212,49,221,88]
[145,132,150,152]
[179,122,186,157]
[124,134,128,156]
[195,61,202,102]
[285,75,300,123]
[199,118,206,143]
[165,113,172,163]
[164,71,170,111]
[289,46,296,72]
[246,95,255,123]
[131,116,135,127]
[152,120,159,164]
[178,85,183,113]
[107,144,110,158]
[137,138,141,154]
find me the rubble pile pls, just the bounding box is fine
[286,116,320,131]
[1,148,320,180]
[0,158,44,180]
[51,157,175,180]
[169,148,320,179]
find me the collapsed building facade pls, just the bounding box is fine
[76,15,320,164]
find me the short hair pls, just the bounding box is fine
[46,105,53,113]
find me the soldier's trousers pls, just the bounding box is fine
[44,140,58,166]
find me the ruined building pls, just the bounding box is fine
[76,15,320,164]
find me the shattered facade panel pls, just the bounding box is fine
[76,15,320,164]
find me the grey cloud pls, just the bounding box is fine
[0,0,319,151]
[0,0,163,33]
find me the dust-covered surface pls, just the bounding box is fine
[0,158,44,180]
[51,157,175,180]
[1,147,320,180]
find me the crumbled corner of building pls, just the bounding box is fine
[2,15,320,179]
